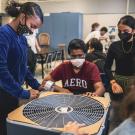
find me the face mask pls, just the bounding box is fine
[70,58,85,68]
[17,22,33,35]
[118,32,133,42]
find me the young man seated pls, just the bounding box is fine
[42,39,105,96]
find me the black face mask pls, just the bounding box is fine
[118,32,133,42]
[17,20,33,35]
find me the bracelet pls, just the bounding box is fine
[44,81,55,91]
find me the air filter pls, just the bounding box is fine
[7,92,110,135]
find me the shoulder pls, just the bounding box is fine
[0,25,11,35]
[0,25,15,40]
[110,40,121,48]
[0,25,12,43]
[110,118,135,135]
[84,60,97,69]
[108,40,121,53]
[55,60,71,69]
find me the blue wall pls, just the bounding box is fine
[38,12,83,49]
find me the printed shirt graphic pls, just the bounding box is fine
[50,61,101,94]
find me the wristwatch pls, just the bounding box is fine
[44,80,55,91]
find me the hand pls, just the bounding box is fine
[62,89,72,93]
[29,89,39,99]
[42,79,46,86]
[64,121,87,135]
[111,82,123,94]
[38,85,45,92]
[83,92,98,97]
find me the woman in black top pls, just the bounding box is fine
[105,15,135,98]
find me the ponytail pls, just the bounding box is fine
[5,0,43,23]
[5,1,22,17]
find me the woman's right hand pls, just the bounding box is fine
[111,82,123,94]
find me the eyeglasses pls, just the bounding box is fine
[70,54,85,59]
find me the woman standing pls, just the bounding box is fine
[105,15,135,99]
[0,1,44,135]
[104,15,135,130]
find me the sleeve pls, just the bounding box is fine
[90,64,101,83]
[104,43,115,81]
[0,33,30,99]
[50,63,64,81]
[25,68,40,89]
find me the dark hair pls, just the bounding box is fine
[68,39,87,54]
[89,38,103,51]
[100,27,108,32]
[118,15,135,29]
[91,22,100,32]
[5,1,43,23]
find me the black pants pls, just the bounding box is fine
[0,89,19,135]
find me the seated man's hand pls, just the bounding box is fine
[64,121,87,135]
[111,82,123,94]
[29,89,39,99]
[83,92,98,97]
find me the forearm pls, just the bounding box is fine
[95,87,105,96]
[94,82,105,96]
[54,85,71,93]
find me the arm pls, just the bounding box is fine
[90,64,105,96]
[104,44,115,81]
[42,74,71,93]
[25,68,43,90]
[104,44,123,93]
[35,38,41,53]
[0,33,30,99]
[93,82,105,96]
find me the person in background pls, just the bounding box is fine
[42,39,105,96]
[84,22,100,44]
[85,38,106,62]
[26,29,41,54]
[104,15,135,131]
[0,1,44,135]
[25,29,41,75]
[110,86,135,135]
[85,38,109,89]
[99,27,110,53]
